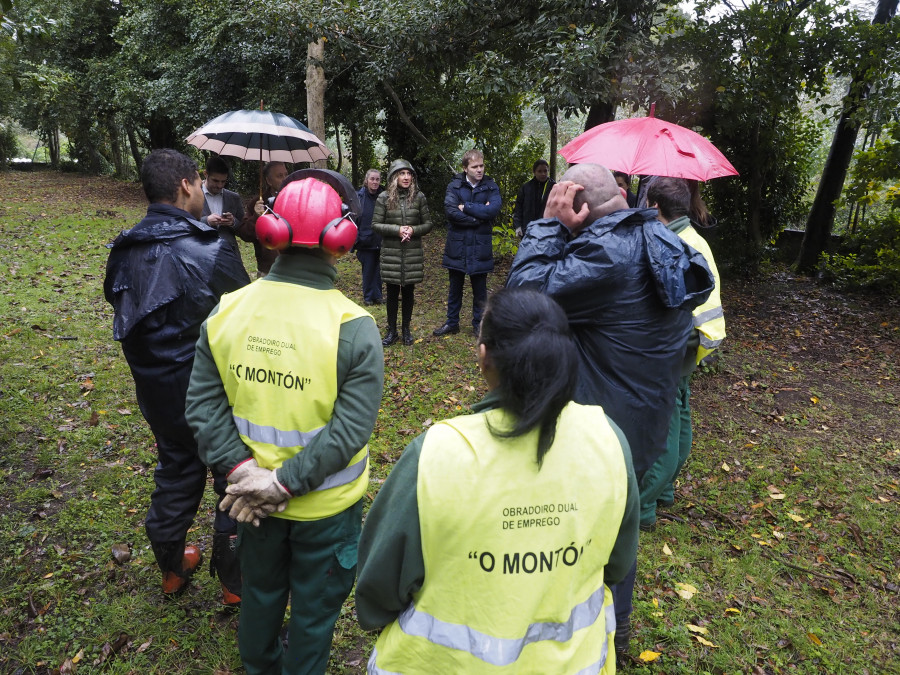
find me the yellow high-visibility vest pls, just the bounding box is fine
[369,402,627,674]
[678,222,726,362]
[207,279,370,521]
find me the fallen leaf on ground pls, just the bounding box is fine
[686,624,708,635]
[639,650,661,662]
[674,582,697,599]
[788,513,805,522]
[725,607,741,614]
[662,543,672,556]
[807,632,823,646]
[694,636,718,647]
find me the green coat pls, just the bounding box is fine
[372,190,432,286]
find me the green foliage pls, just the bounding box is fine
[488,135,546,261]
[825,122,900,293]
[667,0,858,272]
[0,118,20,165]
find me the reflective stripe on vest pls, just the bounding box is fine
[367,602,616,675]
[206,280,372,521]
[677,223,726,363]
[233,415,324,448]
[370,402,627,674]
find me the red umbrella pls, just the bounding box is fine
[559,107,738,181]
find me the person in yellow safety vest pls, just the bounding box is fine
[356,287,640,674]
[186,169,384,675]
[639,176,726,530]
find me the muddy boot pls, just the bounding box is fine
[152,541,202,595]
[211,532,241,606]
[402,326,413,346]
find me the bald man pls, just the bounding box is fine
[506,163,714,663]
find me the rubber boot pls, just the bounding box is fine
[402,326,413,346]
[614,616,631,666]
[382,325,398,346]
[211,532,242,606]
[152,541,202,594]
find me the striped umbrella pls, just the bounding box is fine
[185,109,331,164]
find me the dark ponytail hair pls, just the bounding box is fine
[478,288,578,467]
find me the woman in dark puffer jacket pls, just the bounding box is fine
[372,159,433,346]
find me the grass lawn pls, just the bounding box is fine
[0,169,898,674]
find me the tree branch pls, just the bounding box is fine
[382,80,454,172]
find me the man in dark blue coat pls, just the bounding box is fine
[104,149,250,603]
[433,149,501,336]
[506,163,713,663]
[355,168,385,305]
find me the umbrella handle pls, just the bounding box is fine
[660,128,696,159]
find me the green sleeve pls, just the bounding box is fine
[605,416,640,584]
[276,314,384,495]
[411,193,433,237]
[187,305,251,473]
[356,434,425,631]
[371,195,399,238]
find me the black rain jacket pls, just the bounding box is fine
[506,208,714,479]
[103,203,250,376]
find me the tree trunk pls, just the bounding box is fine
[334,123,343,173]
[584,99,617,131]
[795,0,899,274]
[545,105,558,179]
[350,125,360,186]
[108,116,124,177]
[126,126,143,173]
[46,126,60,168]
[147,113,177,150]
[306,38,327,169]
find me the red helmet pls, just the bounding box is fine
[256,169,359,255]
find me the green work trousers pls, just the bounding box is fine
[237,500,362,675]
[639,375,692,527]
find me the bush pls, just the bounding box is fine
[0,119,21,167]
[826,123,900,293]
[823,210,900,294]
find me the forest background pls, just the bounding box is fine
[1,0,900,283]
[1,0,899,673]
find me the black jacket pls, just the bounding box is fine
[104,203,250,375]
[512,177,555,234]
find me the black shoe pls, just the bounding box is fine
[432,323,460,337]
[382,329,398,346]
[402,328,414,346]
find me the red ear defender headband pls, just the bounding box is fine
[255,169,360,255]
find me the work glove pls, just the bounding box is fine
[219,493,286,527]
[219,458,290,527]
[226,465,292,507]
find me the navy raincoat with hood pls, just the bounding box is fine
[506,208,714,480]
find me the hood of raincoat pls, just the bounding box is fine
[387,159,415,183]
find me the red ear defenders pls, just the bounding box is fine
[255,169,360,255]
